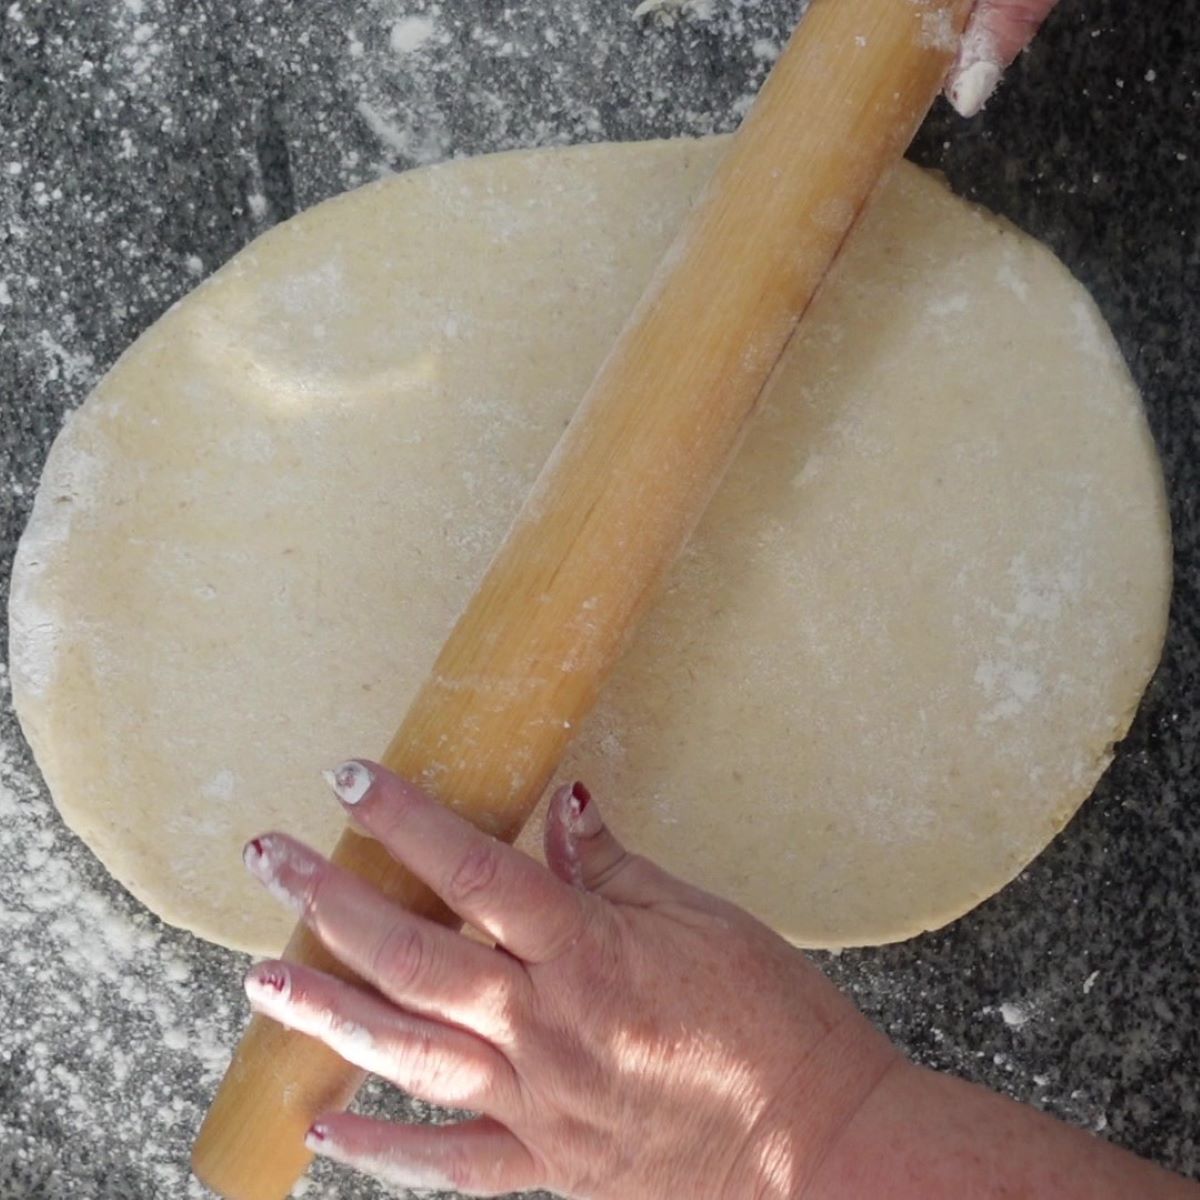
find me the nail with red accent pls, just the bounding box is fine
[244,962,291,1011]
[570,781,603,837]
[305,1122,328,1151]
[240,833,308,915]
[242,834,276,884]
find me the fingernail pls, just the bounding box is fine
[244,963,292,1011]
[948,58,1002,118]
[570,781,603,838]
[242,834,309,914]
[305,1122,328,1150]
[242,836,270,879]
[323,760,373,806]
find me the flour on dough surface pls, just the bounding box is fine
[9,137,1171,953]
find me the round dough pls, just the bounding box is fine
[9,138,1170,955]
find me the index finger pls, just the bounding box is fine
[326,761,591,965]
[969,0,1058,66]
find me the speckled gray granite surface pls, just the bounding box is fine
[1,1,1197,1197]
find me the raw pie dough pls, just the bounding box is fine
[9,138,1171,955]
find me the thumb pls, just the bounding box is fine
[542,781,684,907]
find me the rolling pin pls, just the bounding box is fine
[192,1,971,1196]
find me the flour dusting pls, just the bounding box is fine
[390,14,438,53]
[0,722,241,1195]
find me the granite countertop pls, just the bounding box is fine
[1,1,1197,1196]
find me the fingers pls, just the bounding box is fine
[542,781,706,911]
[946,0,1059,117]
[243,832,527,1044]
[970,0,1058,66]
[324,761,589,965]
[244,960,521,1119]
[307,1111,539,1198]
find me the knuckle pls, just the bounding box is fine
[446,841,501,908]
[299,864,328,922]
[522,893,594,967]
[590,849,648,893]
[479,973,528,1049]
[370,922,426,991]
[560,905,621,987]
[397,1023,440,1085]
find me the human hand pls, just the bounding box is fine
[241,762,899,1198]
[947,0,1061,117]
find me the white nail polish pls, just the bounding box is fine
[323,760,373,806]
[949,59,1002,118]
[242,834,312,914]
[947,21,1003,120]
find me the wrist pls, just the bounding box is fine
[801,1060,1200,1200]
[797,1050,926,1200]
[720,1006,905,1200]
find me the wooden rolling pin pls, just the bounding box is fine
[192,1,971,1196]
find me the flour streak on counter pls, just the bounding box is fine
[0,702,235,1195]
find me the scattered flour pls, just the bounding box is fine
[389,14,437,53]
[918,8,957,52]
[821,954,1113,1140]
[355,99,449,167]
[998,1001,1032,1029]
[0,718,241,1194]
[633,0,717,20]
[201,769,236,802]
